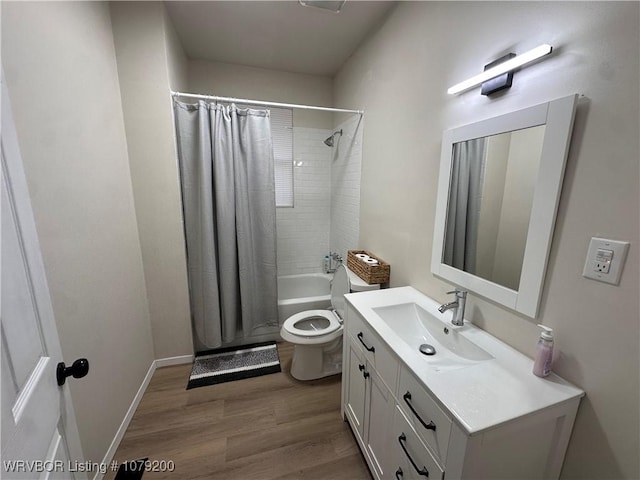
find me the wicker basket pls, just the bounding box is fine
[347,250,390,285]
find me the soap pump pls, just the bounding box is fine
[533,324,554,377]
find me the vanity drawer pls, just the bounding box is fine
[398,366,452,465]
[347,307,399,392]
[392,405,444,480]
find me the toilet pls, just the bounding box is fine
[280,264,379,380]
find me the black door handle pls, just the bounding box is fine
[357,332,375,352]
[57,358,89,386]
[395,467,403,479]
[403,391,436,431]
[398,433,429,477]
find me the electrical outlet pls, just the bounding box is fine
[583,237,629,285]
[593,248,613,273]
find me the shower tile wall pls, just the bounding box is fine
[330,115,363,261]
[276,127,332,275]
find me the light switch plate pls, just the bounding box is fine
[583,237,629,285]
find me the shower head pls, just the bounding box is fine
[324,129,343,147]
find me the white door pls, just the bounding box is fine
[1,76,86,479]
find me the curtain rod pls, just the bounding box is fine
[171,90,364,115]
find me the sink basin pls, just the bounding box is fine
[372,303,493,371]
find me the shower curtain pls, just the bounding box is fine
[444,137,486,274]
[174,101,279,348]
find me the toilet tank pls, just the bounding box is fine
[346,266,381,292]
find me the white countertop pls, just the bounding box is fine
[345,286,585,435]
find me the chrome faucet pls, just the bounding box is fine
[438,289,467,326]
[327,252,343,273]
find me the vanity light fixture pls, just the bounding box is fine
[298,0,346,13]
[447,44,553,95]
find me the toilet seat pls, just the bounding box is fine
[282,310,341,338]
[281,264,350,346]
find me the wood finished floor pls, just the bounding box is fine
[105,342,372,480]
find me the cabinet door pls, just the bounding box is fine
[345,337,367,442]
[366,366,396,480]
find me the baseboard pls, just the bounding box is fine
[155,354,193,368]
[199,332,281,351]
[93,354,193,480]
[93,361,156,480]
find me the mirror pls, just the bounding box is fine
[444,125,545,291]
[432,95,578,317]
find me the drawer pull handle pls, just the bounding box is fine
[398,433,429,477]
[403,391,436,431]
[358,364,369,379]
[357,332,375,352]
[395,467,403,479]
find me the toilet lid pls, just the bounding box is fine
[282,310,341,337]
[331,263,350,319]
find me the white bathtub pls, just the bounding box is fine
[277,272,332,323]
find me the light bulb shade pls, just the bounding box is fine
[299,0,346,12]
[448,44,553,95]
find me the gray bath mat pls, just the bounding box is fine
[186,341,281,389]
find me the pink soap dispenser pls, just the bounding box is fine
[532,324,554,377]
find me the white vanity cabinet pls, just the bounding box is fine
[341,289,584,480]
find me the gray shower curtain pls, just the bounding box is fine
[174,101,279,348]
[444,137,486,274]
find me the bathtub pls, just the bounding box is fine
[277,272,332,323]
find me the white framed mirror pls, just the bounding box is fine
[432,94,578,318]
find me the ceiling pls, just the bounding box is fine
[164,1,396,77]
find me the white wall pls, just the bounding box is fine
[334,2,639,478]
[188,59,333,129]
[277,127,332,275]
[163,5,188,93]
[110,1,193,359]
[330,114,364,262]
[1,1,155,467]
[280,120,366,276]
